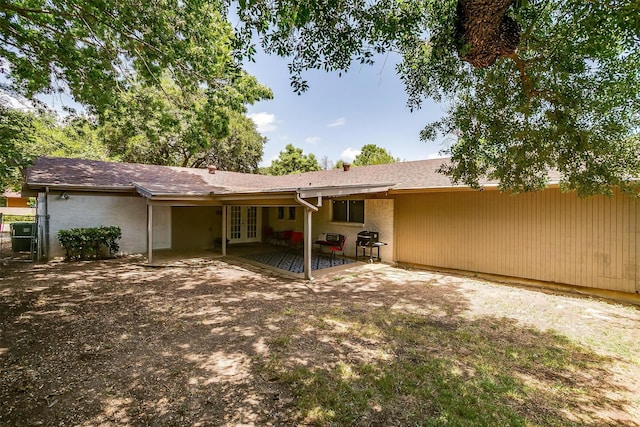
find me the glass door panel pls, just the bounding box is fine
[247,207,258,239]
[227,206,262,244]
[230,206,242,240]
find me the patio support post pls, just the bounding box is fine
[304,207,313,280]
[147,203,153,264]
[221,205,227,256]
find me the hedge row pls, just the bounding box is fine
[58,226,121,261]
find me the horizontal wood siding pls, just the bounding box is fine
[394,189,639,293]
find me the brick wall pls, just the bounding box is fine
[41,192,170,257]
[312,198,394,262]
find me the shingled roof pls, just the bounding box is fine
[26,156,506,197]
[27,157,285,195]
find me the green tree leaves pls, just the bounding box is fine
[353,144,398,166]
[0,107,36,190]
[3,0,638,195]
[0,107,108,190]
[428,0,640,195]
[101,74,271,171]
[0,1,245,115]
[237,0,640,195]
[266,144,321,175]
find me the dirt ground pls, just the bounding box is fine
[1,253,639,426]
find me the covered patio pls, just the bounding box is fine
[146,243,358,278]
[143,182,392,280]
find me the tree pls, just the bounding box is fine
[237,0,640,195]
[320,155,333,170]
[0,107,109,189]
[0,107,35,190]
[353,144,398,166]
[100,74,270,171]
[188,113,267,173]
[0,1,249,116]
[266,144,321,175]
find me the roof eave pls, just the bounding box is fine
[389,181,563,194]
[26,182,137,193]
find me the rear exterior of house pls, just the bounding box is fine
[24,157,640,294]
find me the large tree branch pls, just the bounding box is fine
[456,0,521,68]
[505,52,556,102]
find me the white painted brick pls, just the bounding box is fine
[312,198,394,262]
[41,193,157,257]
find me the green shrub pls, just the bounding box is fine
[57,226,122,261]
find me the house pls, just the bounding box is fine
[1,190,36,232]
[2,190,31,208]
[24,156,640,295]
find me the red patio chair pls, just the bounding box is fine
[289,231,304,251]
[328,235,346,260]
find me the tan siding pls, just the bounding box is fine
[636,200,640,292]
[394,189,640,293]
[6,197,30,208]
[172,206,221,250]
[264,206,305,233]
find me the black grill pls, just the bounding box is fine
[356,231,379,247]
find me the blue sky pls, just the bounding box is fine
[243,51,449,167]
[2,47,450,168]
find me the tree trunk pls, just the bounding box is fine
[456,0,521,68]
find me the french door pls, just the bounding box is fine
[228,206,262,244]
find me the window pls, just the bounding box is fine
[277,206,296,221]
[332,200,364,223]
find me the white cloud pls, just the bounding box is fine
[248,112,278,133]
[425,152,447,159]
[305,136,321,145]
[327,117,346,127]
[340,147,361,163]
[258,154,280,168]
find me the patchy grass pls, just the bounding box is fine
[0,257,638,426]
[260,306,614,426]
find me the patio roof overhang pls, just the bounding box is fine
[27,180,397,210]
[295,183,395,198]
[138,182,395,205]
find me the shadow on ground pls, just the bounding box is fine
[0,257,638,426]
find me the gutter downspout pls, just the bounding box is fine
[296,192,319,281]
[44,186,49,261]
[147,201,153,264]
[221,206,227,257]
[295,192,319,212]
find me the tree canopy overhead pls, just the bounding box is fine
[237,0,640,195]
[0,0,263,115]
[2,0,638,195]
[0,0,272,179]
